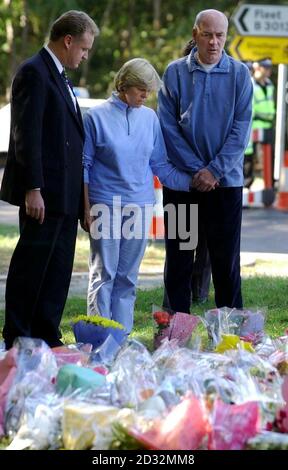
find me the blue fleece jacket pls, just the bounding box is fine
[158,48,253,187]
[83,93,191,205]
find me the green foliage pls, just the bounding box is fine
[0,225,19,275]
[2,0,285,100]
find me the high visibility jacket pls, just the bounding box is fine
[245,78,254,155]
[252,79,275,130]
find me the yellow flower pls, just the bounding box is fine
[72,314,124,330]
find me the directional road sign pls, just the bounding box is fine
[229,36,288,65]
[232,4,288,37]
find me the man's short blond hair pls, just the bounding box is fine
[50,10,99,41]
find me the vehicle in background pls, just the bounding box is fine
[73,87,90,98]
[0,103,10,166]
[78,97,105,116]
[0,98,106,166]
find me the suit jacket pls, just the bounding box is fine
[0,48,84,217]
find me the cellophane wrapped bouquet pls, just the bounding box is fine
[152,305,200,350]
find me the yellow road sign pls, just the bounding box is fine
[229,36,288,64]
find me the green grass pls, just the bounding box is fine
[0,225,19,275]
[62,276,288,349]
[2,276,285,350]
[0,225,90,274]
[1,274,288,347]
[1,223,288,347]
[0,225,166,275]
[2,223,288,277]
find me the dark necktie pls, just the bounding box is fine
[61,68,72,91]
[61,69,78,114]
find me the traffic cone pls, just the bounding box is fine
[262,143,273,190]
[276,150,288,211]
[242,187,275,208]
[149,176,165,239]
[243,140,275,208]
[242,188,263,207]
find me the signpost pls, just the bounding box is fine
[232,4,288,37]
[229,36,288,64]
[231,3,288,199]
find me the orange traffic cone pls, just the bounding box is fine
[149,176,165,239]
[276,150,288,211]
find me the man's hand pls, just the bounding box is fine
[25,190,45,224]
[192,169,219,192]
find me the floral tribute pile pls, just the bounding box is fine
[0,307,288,450]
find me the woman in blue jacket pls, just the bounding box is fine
[83,58,192,337]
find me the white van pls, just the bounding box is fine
[0,103,10,156]
[0,98,105,166]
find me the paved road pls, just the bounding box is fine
[0,199,18,226]
[1,168,288,254]
[1,198,288,253]
[0,193,167,303]
[241,207,288,254]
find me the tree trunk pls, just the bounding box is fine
[127,0,135,57]
[153,0,161,31]
[5,0,16,99]
[20,0,29,60]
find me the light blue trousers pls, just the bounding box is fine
[87,203,153,333]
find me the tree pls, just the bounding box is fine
[1,0,286,102]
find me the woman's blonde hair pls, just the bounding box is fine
[114,58,162,93]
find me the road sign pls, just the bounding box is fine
[232,4,288,37]
[229,36,288,64]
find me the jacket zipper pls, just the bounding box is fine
[126,107,130,135]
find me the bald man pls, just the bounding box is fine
[158,9,253,311]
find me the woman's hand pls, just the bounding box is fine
[81,206,92,232]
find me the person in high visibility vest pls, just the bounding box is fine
[252,58,276,183]
[252,58,275,133]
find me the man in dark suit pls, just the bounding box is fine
[0,11,99,349]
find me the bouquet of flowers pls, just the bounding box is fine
[152,305,200,349]
[72,315,125,350]
[204,307,266,348]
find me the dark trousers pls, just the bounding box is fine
[3,208,78,349]
[163,219,211,309]
[191,221,211,302]
[163,186,243,313]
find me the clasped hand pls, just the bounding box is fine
[192,168,219,192]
